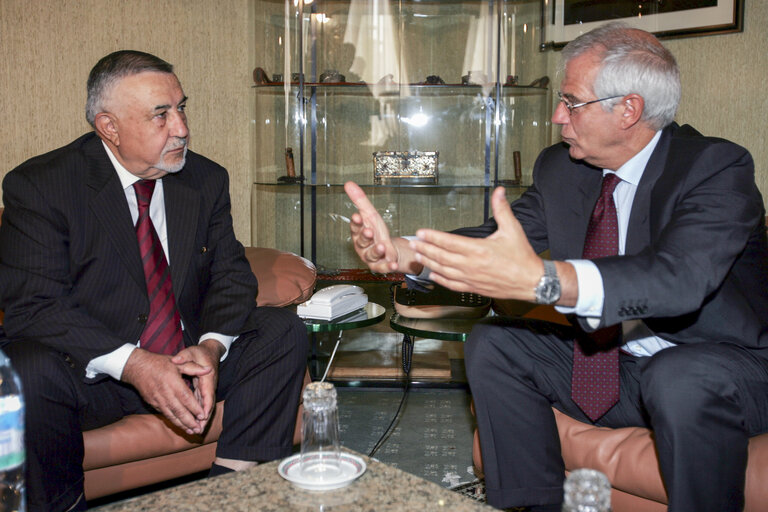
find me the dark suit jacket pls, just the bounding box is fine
[0,132,260,379]
[456,123,768,358]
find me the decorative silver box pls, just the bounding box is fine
[373,151,438,184]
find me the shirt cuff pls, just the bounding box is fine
[200,333,237,361]
[555,259,604,327]
[402,235,432,281]
[86,344,137,380]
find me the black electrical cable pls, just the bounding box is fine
[369,292,414,458]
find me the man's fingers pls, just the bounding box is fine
[344,181,377,216]
[490,187,515,229]
[175,360,213,377]
[490,186,528,241]
[409,233,468,282]
[412,229,478,264]
[197,374,217,421]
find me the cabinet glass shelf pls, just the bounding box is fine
[254,182,527,189]
[253,82,549,92]
[251,0,551,270]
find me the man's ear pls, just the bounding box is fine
[93,112,119,146]
[619,94,644,129]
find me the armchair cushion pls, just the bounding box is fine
[83,402,224,471]
[244,247,316,307]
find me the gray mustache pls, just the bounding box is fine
[166,138,187,151]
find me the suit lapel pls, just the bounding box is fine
[162,173,200,300]
[570,164,604,255]
[84,137,146,292]
[625,124,676,255]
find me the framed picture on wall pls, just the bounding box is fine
[544,0,744,49]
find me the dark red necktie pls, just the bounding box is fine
[571,173,622,421]
[133,180,184,355]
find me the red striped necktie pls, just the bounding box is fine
[571,173,622,421]
[133,180,184,355]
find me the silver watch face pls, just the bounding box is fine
[536,277,560,304]
[535,261,561,304]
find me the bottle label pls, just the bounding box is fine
[0,395,24,471]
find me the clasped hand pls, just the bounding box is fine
[122,340,223,435]
[344,181,543,301]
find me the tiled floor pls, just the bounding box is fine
[337,387,479,489]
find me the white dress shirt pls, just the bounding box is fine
[85,142,235,379]
[556,130,676,356]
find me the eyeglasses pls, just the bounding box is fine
[557,91,624,115]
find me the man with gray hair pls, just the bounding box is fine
[0,50,307,511]
[345,22,768,511]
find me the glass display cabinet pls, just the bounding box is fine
[252,0,551,273]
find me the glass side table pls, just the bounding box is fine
[303,302,386,333]
[302,303,386,381]
[388,312,485,387]
[388,313,479,342]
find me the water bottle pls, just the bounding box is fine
[562,468,611,512]
[0,349,24,512]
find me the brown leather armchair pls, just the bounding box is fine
[472,305,768,511]
[0,206,317,500]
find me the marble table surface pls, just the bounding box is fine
[92,449,493,511]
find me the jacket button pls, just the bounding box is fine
[138,314,148,323]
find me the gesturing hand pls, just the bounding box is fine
[409,186,543,300]
[344,181,402,273]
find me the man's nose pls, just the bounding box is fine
[551,101,570,125]
[169,111,189,138]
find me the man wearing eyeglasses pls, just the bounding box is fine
[345,22,768,512]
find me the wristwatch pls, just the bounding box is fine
[534,260,561,305]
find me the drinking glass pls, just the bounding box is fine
[299,381,342,480]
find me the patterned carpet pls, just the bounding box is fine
[336,387,483,491]
[450,479,488,503]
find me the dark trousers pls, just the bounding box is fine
[1,306,308,512]
[464,316,768,511]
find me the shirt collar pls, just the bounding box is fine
[101,140,144,190]
[608,130,663,186]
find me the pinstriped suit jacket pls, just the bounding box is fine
[455,123,768,359]
[0,132,259,380]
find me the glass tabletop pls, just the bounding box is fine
[389,312,482,342]
[302,302,386,333]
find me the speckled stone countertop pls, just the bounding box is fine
[92,449,494,511]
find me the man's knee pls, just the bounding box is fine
[465,318,538,378]
[641,344,741,419]
[465,319,509,376]
[246,307,308,371]
[2,341,75,397]
[276,308,309,367]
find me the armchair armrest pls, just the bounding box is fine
[244,247,316,307]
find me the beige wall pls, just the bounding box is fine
[1,1,767,247]
[666,0,767,195]
[0,0,255,243]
